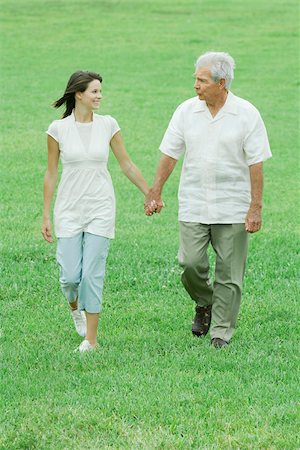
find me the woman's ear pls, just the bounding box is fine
[75,91,82,101]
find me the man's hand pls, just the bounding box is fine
[144,188,164,216]
[245,205,262,233]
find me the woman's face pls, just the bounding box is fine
[77,79,102,110]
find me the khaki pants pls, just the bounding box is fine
[178,222,249,342]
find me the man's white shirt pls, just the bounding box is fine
[160,92,272,224]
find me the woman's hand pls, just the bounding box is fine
[42,218,53,243]
[144,189,165,215]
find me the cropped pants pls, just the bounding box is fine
[178,222,249,342]
[56,232,110,313]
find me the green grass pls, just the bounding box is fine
[1,0,299,448]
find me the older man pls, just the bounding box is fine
[145,51,272,348]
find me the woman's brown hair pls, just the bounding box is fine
[53,71,102,118]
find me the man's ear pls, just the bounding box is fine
[219,78,226,89]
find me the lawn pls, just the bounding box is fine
[0,0,299,448]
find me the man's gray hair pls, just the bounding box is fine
[195,51,235,90]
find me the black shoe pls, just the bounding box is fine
[192,304,212,337]
[211,337,229,348]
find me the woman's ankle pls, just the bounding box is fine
[85,338,97,347]
[69,299,78,311]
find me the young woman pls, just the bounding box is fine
[42,71,149,353]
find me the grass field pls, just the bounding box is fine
[1,0,299,448]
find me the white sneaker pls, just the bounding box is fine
[70,309,86,337]
[78,339,95,353]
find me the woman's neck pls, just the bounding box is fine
[74,106,93,123]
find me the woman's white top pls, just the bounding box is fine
[46,111,120,239]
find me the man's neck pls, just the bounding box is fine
[207,91,228,118]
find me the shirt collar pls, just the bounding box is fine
[70,110,95,122]
[193,91,238,115]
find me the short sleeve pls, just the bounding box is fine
[109,116,121,139]
[159,104,186,160]
[243,109,272,165]
[46,121,59,143]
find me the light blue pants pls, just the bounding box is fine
[56,232,110,313]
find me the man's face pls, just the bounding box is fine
[194,67,223,103]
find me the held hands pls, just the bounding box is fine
[245,205,262,233]
[41,218,53,243]
[144,188,165,216]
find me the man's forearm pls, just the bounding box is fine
[144,154,177,215]
[249,162,263,208]
[245,162,264,233]
[151,154,177,195]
